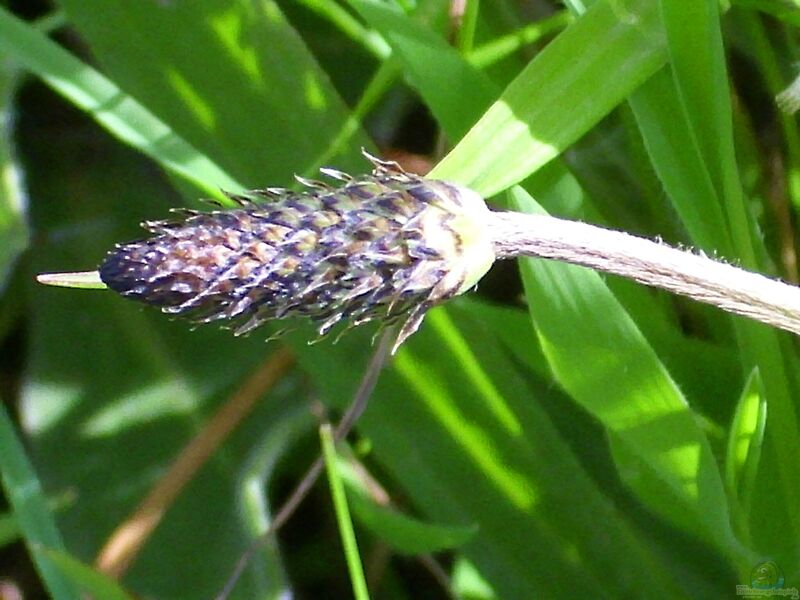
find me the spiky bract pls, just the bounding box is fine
[99,155,494,349]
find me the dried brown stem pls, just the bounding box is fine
[95,346,295,578]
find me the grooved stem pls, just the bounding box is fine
[487,211,800,336]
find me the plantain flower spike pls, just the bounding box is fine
[99,152,496,352]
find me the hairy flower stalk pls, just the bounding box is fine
[97,154,495,351]
[487,211,800,337]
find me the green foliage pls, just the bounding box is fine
[0,404,79,598]
[2,0,800,598]
[41,547,135,600]
[321,426,369,600]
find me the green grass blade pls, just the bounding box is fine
[659,1,736,211]
[655,0,800,560]
[0,6,242,199]
[732,0,800,25]
[628,72,732,253]
[320,424,370,600]
[43,548,136,600]
[455,0,480,54]
[725,369,766,537]
[346,0,498,141]
[0,511,19,548]
[336,444,479,556]
[0,55,26,294]
[0,404,80,600]
[56,0,372,186]
[347,493,479,555]
[467,11,573,69]
[353,0,667,197]
[737,11,800,217]
[296,0,391,59]
[433,0,666,195]
[508,186,740,557]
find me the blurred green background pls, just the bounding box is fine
[2,0,800,598]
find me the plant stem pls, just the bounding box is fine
[487,211,800,336]
[320,424,370,600]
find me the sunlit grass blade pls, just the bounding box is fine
[655,0,800,558]
[467,10,573,69]
[725,368,766,535]
[433,0,666,196]
[0,6,242,199]
[508,186,741,558]
[56,0,372,186]
[296,0,390,59]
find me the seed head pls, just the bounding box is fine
[99,153,495,350]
